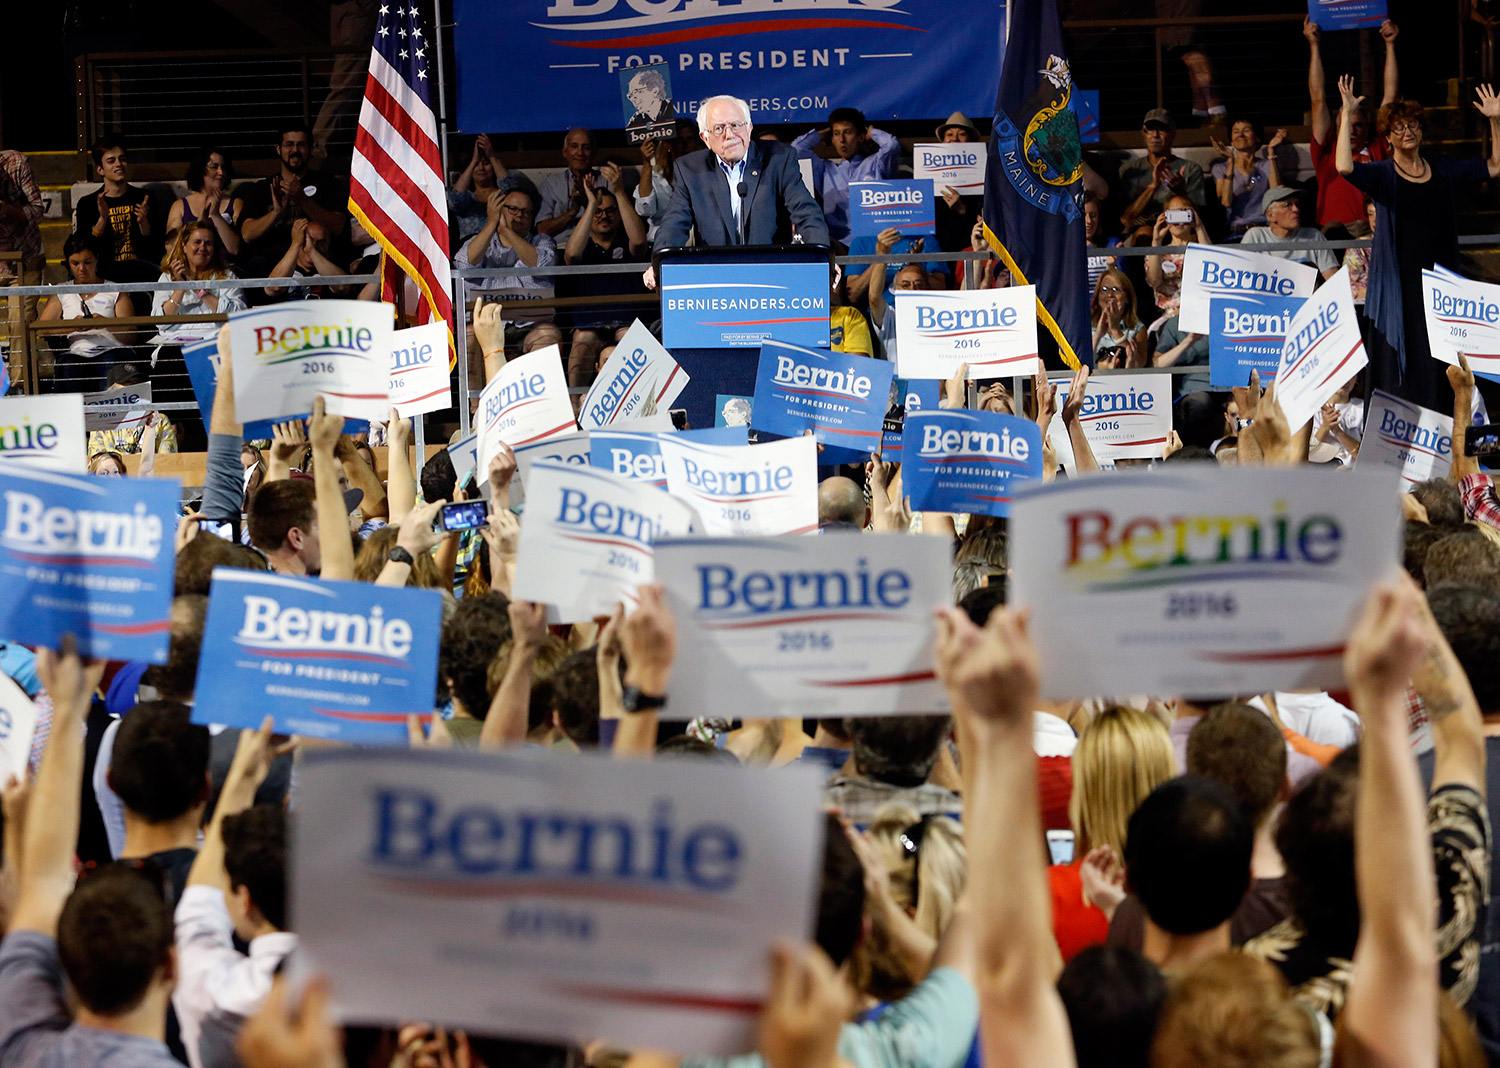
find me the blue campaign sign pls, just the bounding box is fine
[0,466,179,662]
[194,569,444,744]
[1073,89,1100,144]
[661,262,831,350]
[452,0,1004,135]
[1308,0,1386,29]
[1208,294,1302,388]
[184,338,363,440]
[847,181,936,241]
[901,410,1042,518]
[751,340,893,451]
[589,426,746,488]
[882,378,941,453]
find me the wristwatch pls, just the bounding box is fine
[387,545,415,566]
[621,685,667,714]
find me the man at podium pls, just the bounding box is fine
[646,95,829,287]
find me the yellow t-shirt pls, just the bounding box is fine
[829,306,872,357]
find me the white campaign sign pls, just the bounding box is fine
[578,320,689,429]
[1274,268,1367,432]
[1179,244,1318,335]
[0,394,86,471]
[655,533,953,720]
[1009,467,1402,698]
[1423,266,1500,375]
[476,346,576,475]
[0,673,37,784]
[513,461,700,621]
[1358,390,1454,489]
[659,435,818,536]
[229,300,393,422]
[510,430,592,506]
[82,382,152,433]
[388,321,452,418]
[912,142,987,195]
[1045,373,1172,464]
[293,747,824,1054]
[447,432,478,486]
[894,287,1039,380]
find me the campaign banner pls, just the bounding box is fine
[0,673,37,784]
[0,466,177,661]
[881,378,942,453]
[893,287,1039,379]
[389,322,453,418]
[901,410,1042,518]
[194,569,443,743]
[1275,267,1367,431]
[82,382,152,433]
[1423,267,1500,381]
[512,461,700,621]
[448,432,478,487]
[1309,0,1387,30]
[452,0,1003,136]
[1208,295,1302,388]
[659,435,818,536]
[619,61,677,144]
[655,533,952,720]
[477,346,577,475]
[579,320,689,429]
[1045,373,1174,463]
[660,262,830,350]
[229,300,393,423]
[912,143,987,195]
[1358,390,1453,488]
[510,430,592,507]
[1179,244,1318,335]
[589,426,747,488]
[0,395,86,472]
[481,284,556,324]
[184,336,280,440]
[292,746,825,1052]
[750,340,893,452]
[1009,467,1402,698]
[847,180,935,241]
[1073,89,1101,144]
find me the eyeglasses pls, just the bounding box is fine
[707,121,749,138]
[1099,285,1125,294]
[1388,121,1421,135]
[501,204,533,215]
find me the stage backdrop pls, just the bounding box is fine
[453,0,1006,134]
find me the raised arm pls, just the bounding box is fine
[375,500,444,588]
[1412,588,1485,797]
[186,718,276,893]
[602,163,648,257]
[479,599,549,749]
[564,183,598,266]
[386,411,417,522]
[9,640,105,936]
[1380,20,1400,106]
[308,397,355,581]
[202,325,249,524]
[1336,75,1365,176]
[336,437,388,520]
[1304,17,1330,143]
[1059,365,1101,475]
[1449,353,1480,481]
[614,586,677,757]
[1474,85,1500,177]
[936,607,1076,1068]
[1340,580,1439,1068]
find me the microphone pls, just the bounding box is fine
[737,181,748,199]
[736,182,748,243]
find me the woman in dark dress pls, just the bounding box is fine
[1335,74,1500,413]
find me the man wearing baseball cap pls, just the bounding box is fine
[1241,186,1339,278]
[1119,108,1208,234]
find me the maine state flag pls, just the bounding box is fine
[983,0,1091,370]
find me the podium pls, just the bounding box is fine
[653,244,832,431]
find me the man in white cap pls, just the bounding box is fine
[1240,187,1338,279]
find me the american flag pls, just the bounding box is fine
[349,0,454,361]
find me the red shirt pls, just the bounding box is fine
[1310,134,1387,227]
[1049,861,1110,962]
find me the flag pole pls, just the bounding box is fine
[431,0,451,181]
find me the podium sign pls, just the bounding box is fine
[660,261,830,350]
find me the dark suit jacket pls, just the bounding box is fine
[654,139,829,249]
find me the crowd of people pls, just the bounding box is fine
[3,15,1500,1068]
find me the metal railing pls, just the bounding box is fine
[77,49,370,162]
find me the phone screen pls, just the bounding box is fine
[1046,830,1075,866]
[438,500,489,532]
[1466,423,1500,457]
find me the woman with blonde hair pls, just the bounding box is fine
[1091,267,1145,369]
[1050,704,1176,962]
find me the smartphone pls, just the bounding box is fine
[1164,208,1194,225]
[1046,829,1075,866]
[670,408,690,431]
[1465,423,1500,456]
[436,500,489,532]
